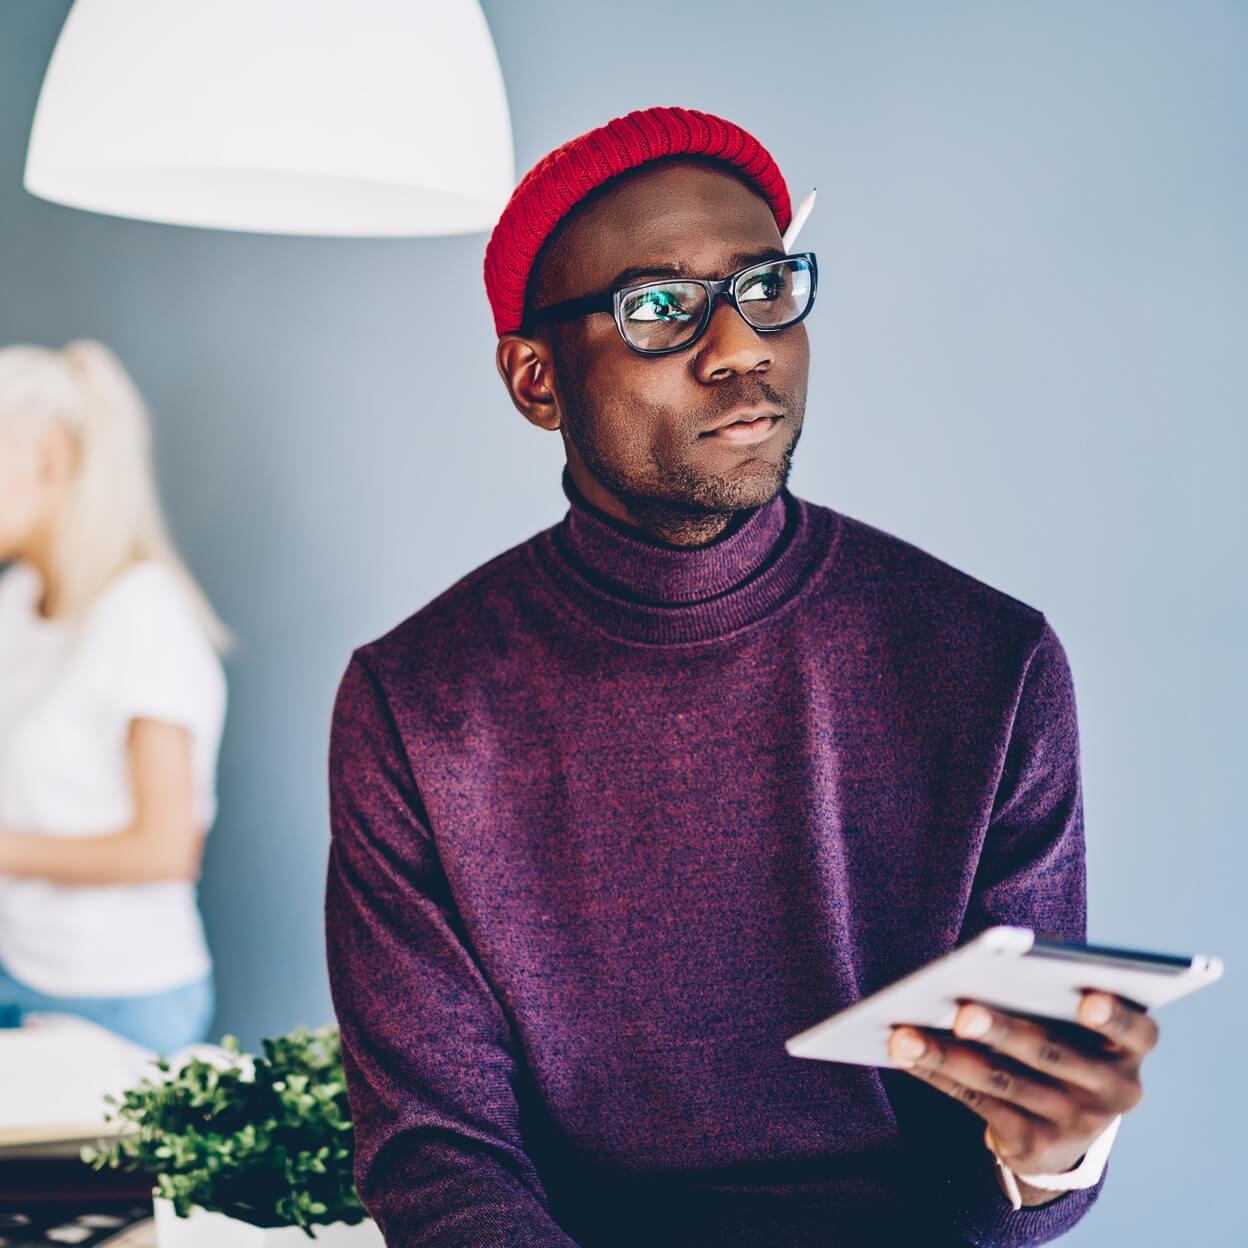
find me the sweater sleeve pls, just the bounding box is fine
[883,618,1112,1247]
[324,651,581,1248]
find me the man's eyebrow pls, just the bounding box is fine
[606,246,788,290]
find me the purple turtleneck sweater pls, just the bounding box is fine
[324,467,1107,1247]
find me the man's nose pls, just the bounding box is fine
[695,296,773,378]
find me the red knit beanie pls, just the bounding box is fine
[483,105,793,338]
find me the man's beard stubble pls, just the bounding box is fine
[556,361,803,545]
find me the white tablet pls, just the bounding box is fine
[785,926,1225,1069]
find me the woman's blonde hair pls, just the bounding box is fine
[0,339,235,656]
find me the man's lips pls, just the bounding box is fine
[701,415,782,444]
[701,406,784,434]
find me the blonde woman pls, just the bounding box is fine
[0,340,232,1055]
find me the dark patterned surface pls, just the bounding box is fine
[0,1203,152,1247]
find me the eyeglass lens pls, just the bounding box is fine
[618,256,813,353]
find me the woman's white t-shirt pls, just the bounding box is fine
[0,558,227,997]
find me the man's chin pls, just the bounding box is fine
[686,471,786,515]
[703,448,794,501]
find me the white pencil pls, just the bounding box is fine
[782,187,817,252]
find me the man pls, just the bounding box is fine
[324,106,1156,1247]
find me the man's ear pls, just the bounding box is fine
[495,334,561,432]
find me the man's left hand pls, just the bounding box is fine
[888,990,1156,1175]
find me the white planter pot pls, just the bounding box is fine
[153,1195,386,1247]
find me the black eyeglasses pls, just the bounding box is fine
[524,251,818,356]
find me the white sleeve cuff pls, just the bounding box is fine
[985,1113,1123,1211]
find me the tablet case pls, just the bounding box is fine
[785,925,1224,1068]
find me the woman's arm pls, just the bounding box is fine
[0,717,205,886]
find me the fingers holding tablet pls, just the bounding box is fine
[787,928,1220,1201]
[887,988,1152,1177]
[1073,988,1161,1057]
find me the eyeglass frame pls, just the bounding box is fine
[521,250,818,356]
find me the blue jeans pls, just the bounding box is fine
[0,959,216,1055]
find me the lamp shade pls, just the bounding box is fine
[23,0,515,237]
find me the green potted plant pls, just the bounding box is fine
[80,1022,385,1246]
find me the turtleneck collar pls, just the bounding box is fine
[528,465,838,646]
[557,463,789,603]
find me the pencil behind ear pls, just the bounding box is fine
[782,187,817,251]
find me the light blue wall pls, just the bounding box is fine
[1,2,1242,1241]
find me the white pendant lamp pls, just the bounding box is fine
[23,0,515,237]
